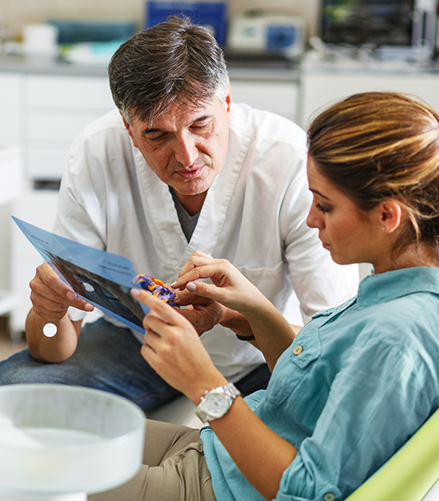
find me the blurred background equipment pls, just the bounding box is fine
[144,1,228,46]
[320,0,437,58]
[22,23,59,57]
[227,12,305,61]
[48,19,137,45]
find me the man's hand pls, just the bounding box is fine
[29,262,94,322]
[174,289,224,335]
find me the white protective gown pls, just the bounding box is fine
[54,103,359,381]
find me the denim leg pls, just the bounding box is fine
[0,318,181,411]
[234,363,271,396]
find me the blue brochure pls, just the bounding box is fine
[13,216,149,334]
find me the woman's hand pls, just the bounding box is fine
[172,251,299,371]
[131,288,227,404]
[172,250,266,315]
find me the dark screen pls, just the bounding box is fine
[321,0,414,46]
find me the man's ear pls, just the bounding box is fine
[225,82,232,122]
[121,114,139,148]
[381,200,404,233]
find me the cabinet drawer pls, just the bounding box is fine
[27,147,68,180]
[26,75,114,110]
[230,80,298,117]
[0,73,21,146]
[27,112,105,142]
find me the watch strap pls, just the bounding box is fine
[195,382,241,423]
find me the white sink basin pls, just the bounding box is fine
[0,384,145,498]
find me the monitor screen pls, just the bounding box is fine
[320,0,414,47]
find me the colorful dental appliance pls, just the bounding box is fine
[133,274,179,307]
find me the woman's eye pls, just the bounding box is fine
[316,203,331,213]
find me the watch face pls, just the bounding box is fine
[205,392,229,418]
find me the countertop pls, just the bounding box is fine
[302,49,439,76]
[0,53,300,81]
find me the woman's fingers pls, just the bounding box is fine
[176,250,214,279]
[131,288,189,329]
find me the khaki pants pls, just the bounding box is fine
[90,420,217,501]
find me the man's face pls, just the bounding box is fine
[123,86,231,213]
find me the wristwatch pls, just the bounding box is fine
[195,382,241,423]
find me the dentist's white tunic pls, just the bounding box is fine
[54,103,358,381]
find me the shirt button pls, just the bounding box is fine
[293,345,303,356]
[323,493,336,501]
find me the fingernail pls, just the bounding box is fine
[85,304,94,311]
[170,281,177,288]
[187,282,197,292]
[66,291,75,300]
[131,288,141,297]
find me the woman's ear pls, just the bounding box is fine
[380,200,403,233]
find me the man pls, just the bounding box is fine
[0,17,358,409]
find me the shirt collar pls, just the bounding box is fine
[357,267,439,308]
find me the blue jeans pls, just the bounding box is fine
[0,318,270,410]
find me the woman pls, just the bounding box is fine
[92,92,439,501]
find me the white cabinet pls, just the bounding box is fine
[24,75,115,182]
[10,73,114,330]
[0,147,21,321]
[299,53,439,129]
[0,74,21,148]
[230,79,298,123]
[11,190,59,331]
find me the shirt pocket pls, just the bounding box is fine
[237,261,290,306]
[264,326,322,405]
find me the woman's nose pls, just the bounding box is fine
[306,205,322,229]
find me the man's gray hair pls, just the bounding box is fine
[108,16,229,125]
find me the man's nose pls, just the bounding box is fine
[174,134,198,167]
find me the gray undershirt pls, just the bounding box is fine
[170,188,200,243]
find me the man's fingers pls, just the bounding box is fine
[72,298,95,312]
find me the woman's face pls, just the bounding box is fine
[306,156,384,268]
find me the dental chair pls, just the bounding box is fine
[346,407,439,501]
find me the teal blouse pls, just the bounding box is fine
[201,267,439,501]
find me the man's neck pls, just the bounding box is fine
[172,191,207,216]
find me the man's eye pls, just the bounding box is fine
[148,134,167,142]
[191,121,209,131]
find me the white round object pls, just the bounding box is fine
[43,323,57,337]
[0,384,145,496]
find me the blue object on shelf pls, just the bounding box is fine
[48,19,138,44]
[145,1,227,46]
[268,25,297,51]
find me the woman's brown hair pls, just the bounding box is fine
[307,91,439,252]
